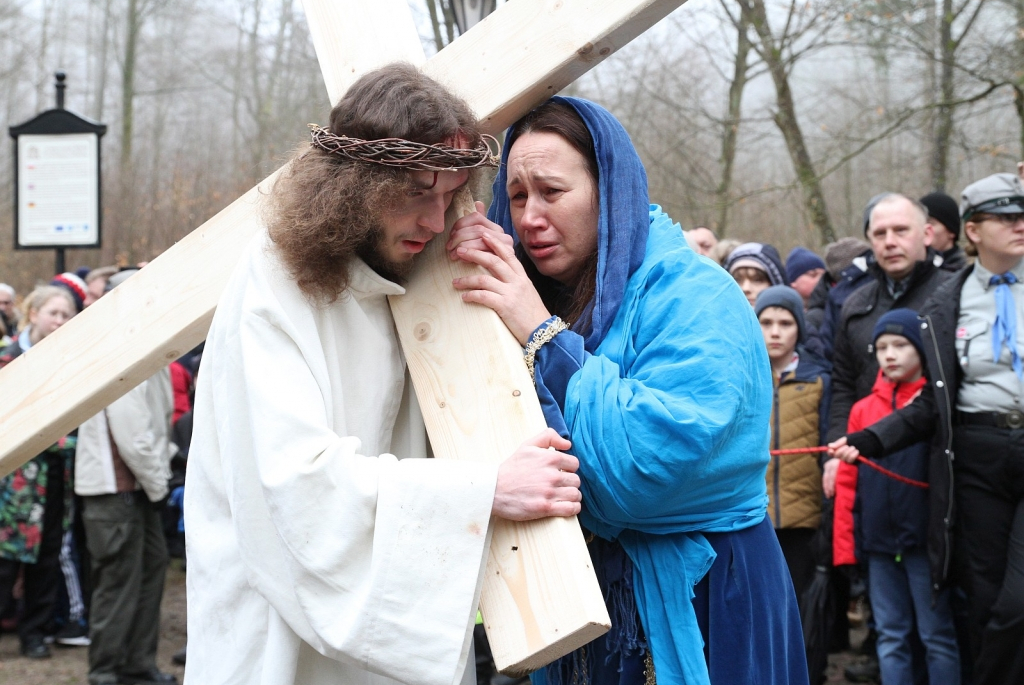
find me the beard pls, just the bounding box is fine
[355,218,417,284]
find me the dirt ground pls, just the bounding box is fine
[0,560,869,685]
[0,561,186,685]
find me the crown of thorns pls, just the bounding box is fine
[308,124,500,171]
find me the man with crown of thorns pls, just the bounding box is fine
[183,63,583,685]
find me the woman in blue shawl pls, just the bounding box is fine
[449,98,807,685]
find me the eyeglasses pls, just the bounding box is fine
[974,213,1024,226]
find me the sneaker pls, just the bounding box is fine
[844,657,880,683]
[119,669,178,685]
[55,619,91,646]
[20,638,51,659]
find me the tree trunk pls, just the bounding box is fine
[1014,0,1024,159]
[743,0,835,244]
[714,10,750,237]
[121,0,140,173]
[425,0,446,51]
[930,0,955,192]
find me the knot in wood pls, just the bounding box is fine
[414,322,431,341]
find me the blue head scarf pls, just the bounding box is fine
[487,96,649,352]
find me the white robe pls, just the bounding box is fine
[184,233,497,685]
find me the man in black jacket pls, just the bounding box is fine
[827,194,953,442]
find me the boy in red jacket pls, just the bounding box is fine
[826,309,960,685]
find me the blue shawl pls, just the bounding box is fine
[488,98,771,685]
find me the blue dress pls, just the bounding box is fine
[488,97,807,685]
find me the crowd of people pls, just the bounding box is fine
[1,63,1022,685]
[0,266,194,685]
[685,175,1024,685]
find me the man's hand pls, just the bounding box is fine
[493,429,582,521]
[828,436,861,464]
[822,458,840,498]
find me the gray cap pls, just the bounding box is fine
[961,173,1024,220]
[104,268,139,292]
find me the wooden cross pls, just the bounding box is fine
[0,0,687,673]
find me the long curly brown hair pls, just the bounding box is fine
[265,63,483,304]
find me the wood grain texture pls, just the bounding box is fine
[303,0,426,105]
[389,188,610,674]
[423,0,689,135]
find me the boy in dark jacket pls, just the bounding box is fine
[828,309,960,685]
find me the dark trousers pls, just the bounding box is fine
[0,455,66,646]
[82,493,168,683]
[952,425,1024,685]
[775,527,816,610]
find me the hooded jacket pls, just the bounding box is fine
[827,252,953,441]
[768,349,831,529]
[834,370,929,566]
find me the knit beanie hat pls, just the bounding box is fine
[872,308,925,360]
[920,191,961,241]
[825,237,871,280]
[725,242,786,286]
[785,247,826,283]
[755,285,807,342]
[50,272,87,312]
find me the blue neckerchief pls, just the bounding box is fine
[990,272,1023,379]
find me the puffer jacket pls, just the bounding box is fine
[827,251,953,442]
[767,348,831,529]
[834,371,929,566]
[805,250,874,363]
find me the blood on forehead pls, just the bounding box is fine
[417,131,473,189]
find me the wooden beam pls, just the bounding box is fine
[302,0,426,106]
[0,0,687,473]
[390,189,609,674]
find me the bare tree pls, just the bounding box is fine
[737,0,838,243]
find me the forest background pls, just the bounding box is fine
[1,0,1022,295]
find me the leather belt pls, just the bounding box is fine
[958,410,1024,430]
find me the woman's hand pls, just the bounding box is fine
[452,229,552,345]
[822,457,840,498]
[447,201,514,261]
[827,436,861,464]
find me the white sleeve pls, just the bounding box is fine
[228,306,497,685]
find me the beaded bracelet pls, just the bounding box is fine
[523,317,568,382]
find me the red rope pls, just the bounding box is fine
[769,445,929,489]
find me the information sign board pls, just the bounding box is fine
[16,132,101,248]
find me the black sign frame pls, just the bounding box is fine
[9,107,107,252]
